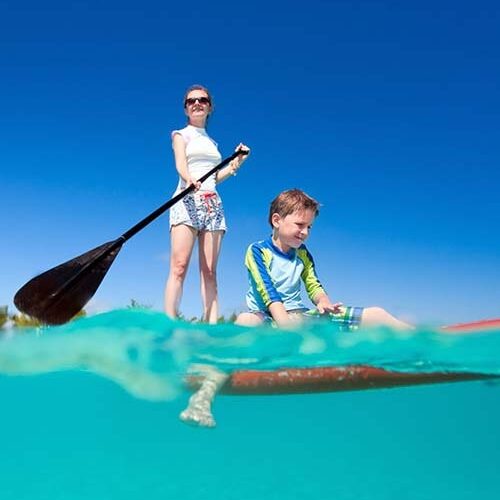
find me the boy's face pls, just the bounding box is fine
[271,209,316,251]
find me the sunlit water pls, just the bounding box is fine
[1,309,499,500]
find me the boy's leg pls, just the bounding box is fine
[180,365,228,428]
[179,312,265,427]
[235,312,265,326]
[360,306,413,330]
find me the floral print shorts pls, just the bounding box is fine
[169,191,227,232]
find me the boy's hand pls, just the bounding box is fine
[316,297,343,315]
[269,301,302,329]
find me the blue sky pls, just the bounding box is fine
[1,0,499,324]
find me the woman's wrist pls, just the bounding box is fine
[229,160,239,176]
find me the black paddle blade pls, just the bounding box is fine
[14,240,123,325]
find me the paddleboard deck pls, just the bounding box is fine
[186,318,500,396]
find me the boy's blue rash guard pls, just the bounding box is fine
[244,237,326,312]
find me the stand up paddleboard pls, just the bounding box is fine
[187,318,500,395]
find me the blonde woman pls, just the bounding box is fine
[165,84,250,323]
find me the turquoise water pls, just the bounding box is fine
[1,310,500,499]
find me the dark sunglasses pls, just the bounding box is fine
[185,96,211,106]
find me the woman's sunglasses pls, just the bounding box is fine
[185,96,211,106]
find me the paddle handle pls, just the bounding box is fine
[119,150,248,243]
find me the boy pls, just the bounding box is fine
[180,189,411,428]
[236,188,412,330]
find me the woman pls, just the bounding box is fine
[165,84,250,323]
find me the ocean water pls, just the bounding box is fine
[1,309,499,500]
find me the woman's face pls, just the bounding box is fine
[184,90,212,123]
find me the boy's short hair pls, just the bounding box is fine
[268,189,320,226]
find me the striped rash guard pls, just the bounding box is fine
[244,238,326,313]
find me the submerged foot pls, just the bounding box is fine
[179,394,216,428]
[179,404,216,428]
[179,380,218,428]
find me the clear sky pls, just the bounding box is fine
[2,0,499,325]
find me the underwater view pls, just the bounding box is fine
[1,310,499,500]
[3,1,500,499]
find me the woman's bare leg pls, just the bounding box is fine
[164,224,197,318]
[198,230,224,324]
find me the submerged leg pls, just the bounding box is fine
[179,366,228,428]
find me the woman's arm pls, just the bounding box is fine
[216,143,250,183]
[172,133,200,189]
[216,158,240,183]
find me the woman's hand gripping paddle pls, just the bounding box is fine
[14,150,248,325]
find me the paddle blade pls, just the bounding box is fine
[14,240,122,325]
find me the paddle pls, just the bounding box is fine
[14,150,248,325]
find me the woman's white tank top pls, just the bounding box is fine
[172,125,222,193]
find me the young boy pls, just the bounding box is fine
[236,188,412,330]
[180,189,411,428]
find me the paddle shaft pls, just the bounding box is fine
[45,151,246,298]
[121,150,246,242]
[78,150,246,260]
